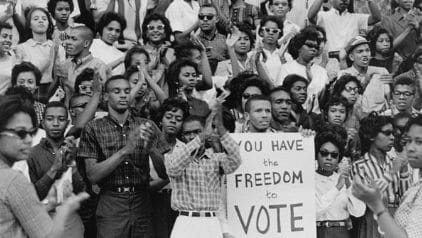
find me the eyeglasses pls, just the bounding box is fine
[319,150,339,159]
[79,85,93,91]
[344,86,360,94]
[304,42,319,50]
[392,91,415,97]
[198,14,215,21]
[242,93,259,100]
[0,128,38,140]
[262,27,281,34]
[70,102,88,109]
[380,130,394,137]
[147,24,165,31]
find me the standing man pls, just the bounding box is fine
[165,102,241,238]
[269,86,298,132]
[242,95,275,133]
[78,75,167,238]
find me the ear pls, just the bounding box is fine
[83,39,90,48]
[104,91,109,102]
[69,109,76,117]
[244,112,250,121]
[258,28,264,38]
[41,119,45,129]
[348,53,354,62]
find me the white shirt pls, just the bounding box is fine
[315,172,366,221]
[259,48,283,84]
[165,0,200,32]
[317,8,369,52]
[0,55,14,95]
[90,39,125,75]
[277,60,329,114]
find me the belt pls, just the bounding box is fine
[157,188,172,194]
[106,186,144,193]
[179,211,216,217]
[317,220,350,228]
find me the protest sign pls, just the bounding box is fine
[227,133,316,238]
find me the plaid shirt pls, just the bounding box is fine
[78,113,168,188]
[394,181,422,238]
[198,30,228,62]
[165,133,241,211]
[0,157,52,238]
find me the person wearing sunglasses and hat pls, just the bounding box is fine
[315,128,365,238]
[352,112,411,238]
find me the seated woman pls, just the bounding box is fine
[315,127,366,238]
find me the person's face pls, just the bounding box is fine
[317,142,340,173]
[105,79,131,113]
[270,0,290,17]
[182,120,204,143]
[78,80,93,96]
[101,20,121,45]
[0,28,12,54]
[30,10,49,34]
[0,112,34,163]
[392,84,415,112]
[270,90,292,122]
[161,108,184,136]
[54,1,71,23]
[299,39,318,62]
[261,21,281,45]
[190,49,202,65]
[16,71,37,94]
[394,116,410,150]
[42,107,69,140]
[146,20,166,43]
[234,31,251,55]
[241,86,262,112]
[69,95,90,123]
[198,7,217,32]
[376,33,391,55]
[340,81,360,105]
[130,53,149,67]
[405,124,422,168]
[373,124,395,152]
[317,31,326,53]
[128,72,148,98]
[398,0,415,11]
[179,66,198,90]
[65,29,88,56]
[327,104,347,125]
[349,44,371,68]
[290,81,307,104]
[246,100,272,132]
[332,0,350,12]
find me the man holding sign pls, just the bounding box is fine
[165,95,241,238]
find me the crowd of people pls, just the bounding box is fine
[1,0,422,237]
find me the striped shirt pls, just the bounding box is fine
[352,152,411,205]
[165,133,241,211]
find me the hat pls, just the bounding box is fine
[345,36,369,55]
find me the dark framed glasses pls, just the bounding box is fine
[147,24,165,31]
[0,128,38,140]
[319,150,339,159]
[262,27,281,34]
[392,91,415,97]
[198,14,215,21]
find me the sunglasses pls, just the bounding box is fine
[262,27,281,34]
[147,24,165,31]
[380,130,394,137]
[304,42,319,50]
[79,85,93,91]
[0,128,38,140]
[392,91,415,97]
[198,14,215,21]
[344,86,360,94]
[242,93,259,100]
[319,150,339,159]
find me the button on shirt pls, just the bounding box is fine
[165,133,241,211]
[315,172,366,221]
[165,0,200,32]
[78,113,167,188]
[316,8,369,52]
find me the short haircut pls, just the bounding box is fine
[323,96,350,121]
[404,114,422,133]
[200,3,218,13]
[124,46,151,69]
[174,42,202,59]
[259,16,283,38]
[288,27,320,59]
[332,74,363,98]
[183,115,205,127]
[269,86,290,98]
[0,95,37,131]
[104,75,128,92]
[47,0,74,17]
[315,126,347,161]
[43,101,68,119]
[244,95,271,113]
[158,97,190,122]
[96,12,127,39]
[281,74,309,91]
[74,68,94,94]
[72,25,94,42]
[23,7,54,41]
[11,62,42,86]
[142,13,172,43]
[0,22,12,32]
[393,76,415,90]
[359,112,393,154]
[268,0,293,9]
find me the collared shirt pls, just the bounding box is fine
[315,172,366,221]
[316,8,369,52]
[235,121,278,133]
[165,133,241,211]
[270,119,298,132]
[198,30,228,62]
[165,0,200,32]
[381,106,421,117]
[16,39,57,84]
[90,39,125,75]
[78,113,167,188]
[215,52,255,79]
[352,152,412,205]
[394,181,422,237]
[0,157,53,238]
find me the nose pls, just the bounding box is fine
[52,118,60,126]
